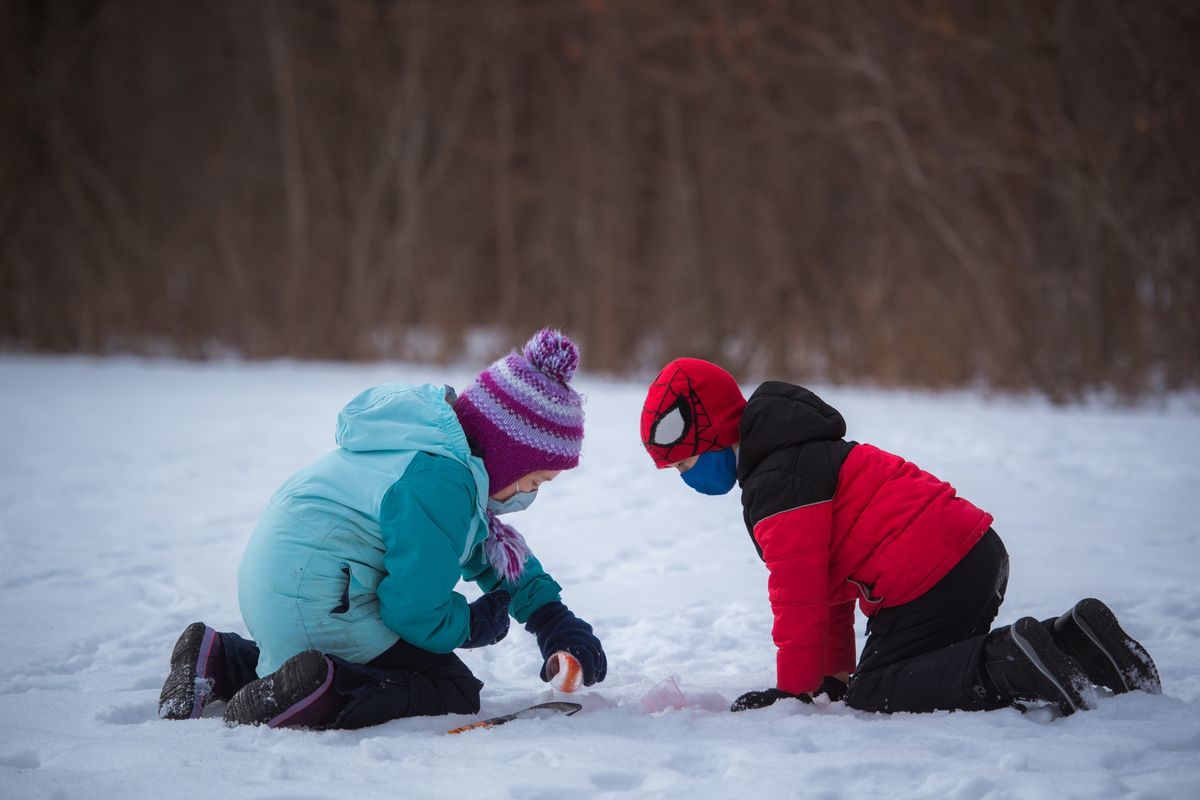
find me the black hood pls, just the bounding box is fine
[737,382,847,479]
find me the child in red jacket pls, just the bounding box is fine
[641,358,1161,716]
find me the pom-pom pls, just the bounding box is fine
[523,328,580,385]
[484,512,531,583]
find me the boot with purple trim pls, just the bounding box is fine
[159,622,228,720]
[223,650,345,729]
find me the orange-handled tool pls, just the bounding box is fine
[446,701,581,734]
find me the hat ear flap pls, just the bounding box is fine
[649,396,691,447]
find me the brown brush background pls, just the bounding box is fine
[3,1,1197,400]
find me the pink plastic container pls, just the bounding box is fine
[641,676,688,713]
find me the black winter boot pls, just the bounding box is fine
[982,617,1096,716]
[223,650,345,729]
[1045,598,1161,695]
[159,622,226,720]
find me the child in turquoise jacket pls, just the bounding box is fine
[158,329,606,730]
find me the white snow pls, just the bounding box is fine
[2,355,1199,799]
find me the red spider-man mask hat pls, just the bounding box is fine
[640,358,747,468]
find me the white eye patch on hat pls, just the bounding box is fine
[650,400,690,447]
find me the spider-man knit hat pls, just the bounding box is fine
[640,358,746,468]
[454,328,585,494]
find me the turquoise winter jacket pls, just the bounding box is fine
[237,383,563,677]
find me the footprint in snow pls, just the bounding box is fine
[96,702,158,725]
[0,749,40,769]
[589,771,645,791]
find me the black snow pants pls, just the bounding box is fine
[844,528,1011,713]
[217,633,483,729]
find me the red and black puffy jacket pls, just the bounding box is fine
[737,382,992,696]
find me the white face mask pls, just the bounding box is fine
[487,490,537,516]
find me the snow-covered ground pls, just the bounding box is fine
[2,355,1199,800]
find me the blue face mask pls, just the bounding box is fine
[487,490,537,515]
[680,447,738,495]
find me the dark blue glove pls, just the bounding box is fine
[730,687,812,712]
[525,601,607,686]
[462,589,511,649]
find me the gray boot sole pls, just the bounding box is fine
[1053,598,1162,695]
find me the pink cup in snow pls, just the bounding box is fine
[641,676,688,713]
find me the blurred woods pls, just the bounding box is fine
[2,0,1197,399]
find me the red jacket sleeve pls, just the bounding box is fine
[753,501,834,695]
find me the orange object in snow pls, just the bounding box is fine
[545,651,582,693]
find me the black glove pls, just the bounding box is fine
[730,687,812,712]
[525,601,607,686]
[816,675,848,703]
[461,589,511,648]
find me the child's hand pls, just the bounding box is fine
[525,601,607,686]
[816,675,848,702]
[730,687,812,712]
[462,589,511,648]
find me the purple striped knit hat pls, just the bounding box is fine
[454,329,585,494]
